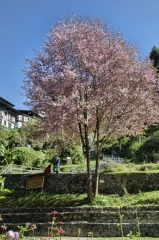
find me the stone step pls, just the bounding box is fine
[1,205,159,213]
[1,213,47,223]
[1,222,159,237]
[1,206,159,237]
[1,209,159,224]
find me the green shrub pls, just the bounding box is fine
[12,147,45,167]
[135,162,159,172]
[100,162,130,173]
[99,162,159,173]
[60,145,84,165]
[136,137,159,163]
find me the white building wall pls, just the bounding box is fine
[14,121,23,128]
[0,110,16,129]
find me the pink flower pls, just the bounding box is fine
[6,230,19,239]
[28,227,33,231]
[58,221,64,224]
[58,229,65,234]
[6,230,15,238]
[53,226,60,231]
[52,217,56,221]
[51,210,58,215]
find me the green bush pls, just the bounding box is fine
[135,162,159,172]
[100,162,130,173]
[12,147,45,167]
[99,162,159,173]
[136,137,159,163]
[60,145,84,165]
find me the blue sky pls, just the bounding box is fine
[0,0,159,109]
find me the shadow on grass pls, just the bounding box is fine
[0,190,88,208]
[2,189,159,208]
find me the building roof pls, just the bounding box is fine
[16,109,41,117]
[0,97,17,113]
[0,97,15,107]
[0,96,40,117]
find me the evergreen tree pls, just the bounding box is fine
[150,45,159,72]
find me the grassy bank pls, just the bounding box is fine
[1,189,159,208]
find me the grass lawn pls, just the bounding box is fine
[1,188,159,208]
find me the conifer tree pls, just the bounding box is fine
[150,45,159,72]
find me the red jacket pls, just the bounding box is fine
[44,167,51,173]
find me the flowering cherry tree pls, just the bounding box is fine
[23,17,159,202]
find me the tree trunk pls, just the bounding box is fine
[78,119,93,203]
[94,112,100,197]
[86,147,93,203]
[94,151,100,197]
[84,119,93,203]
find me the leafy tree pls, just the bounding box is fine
[0,144,16,165]
[0,128,10,146]
[101,134,145,161]
[150,45,159,72]
[144,124,159,137]
[59,137,84,164]
[7,128,28,148]
[23,16,159,203]
[136,137,159,163]
[21,118,56,151]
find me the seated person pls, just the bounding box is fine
[44,164,51,173]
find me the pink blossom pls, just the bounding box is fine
[6,230,19,239]
[51,210,58,215]
[58,229,65,234]
[53,226,60,231]
[58,221,64,225]
[6,230,15,238]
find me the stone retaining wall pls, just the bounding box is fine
[2,172,159,195]
[2,172,159,237]
[1,206,159,237]
[1,206,159,223]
